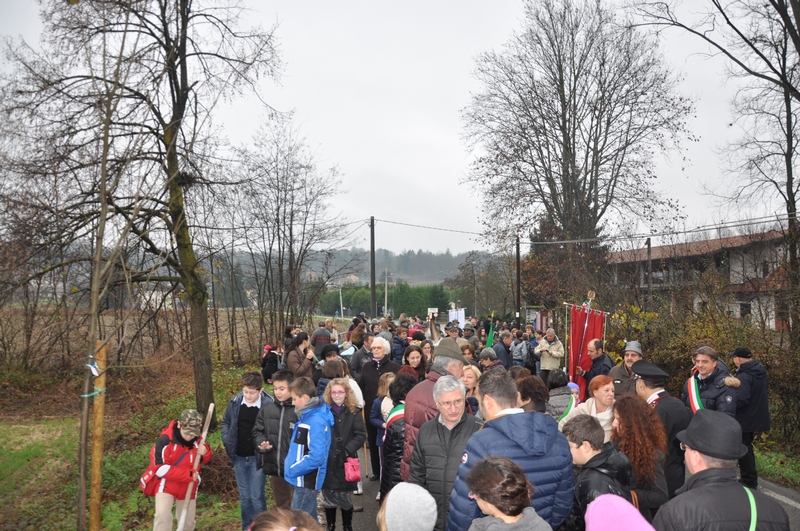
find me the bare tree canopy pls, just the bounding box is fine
[0,0,281,423]
[464,0,692,241]
[632,0,800,102]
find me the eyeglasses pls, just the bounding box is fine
[680,442,690,452]
[437,398,465,409]
[330,391,346,396]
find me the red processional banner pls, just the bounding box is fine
[569,305,605,401]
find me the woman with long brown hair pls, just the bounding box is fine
[611,395,668,523]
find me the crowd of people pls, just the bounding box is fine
[144,313,789,531]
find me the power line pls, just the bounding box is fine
[373,218,483,236]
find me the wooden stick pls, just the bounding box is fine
[176,403,214,531]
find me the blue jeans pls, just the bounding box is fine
[292,486,319,522]
[233,455,267,530]
[513,360,524,367]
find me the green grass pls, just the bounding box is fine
[756,448,800,490]
[0,362,277,530]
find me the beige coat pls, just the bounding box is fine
[535,337,565,371]
[557,397,614,442]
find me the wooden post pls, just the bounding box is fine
[89,341,107,531]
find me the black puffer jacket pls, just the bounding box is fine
[681,365,737,417]
[323,406,366,492]
[380,406,405,500]
[652,468,789,531]
[408,412,483,531]
[563,441,632,531]
[732,359,770,432]
[253,397,297,477]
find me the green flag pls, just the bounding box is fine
[486,312,495,347]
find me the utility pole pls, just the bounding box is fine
[370,216,377,319]
[516,235,521,325]
[646,237,652,308]
[384,268,388,317]
[338,286,344,318]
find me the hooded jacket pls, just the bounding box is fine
[681,364,737,417]
[468,507,551,531]
[731,359,770,433]
[652,468,789,531]
[253,395,297,477]
[221,390,273,462]
[564,441,633,531]
[283,397,334,490]
[409,412,483,531]
[150,420,212,500]
[447,411,574,531]
[546,386,573,420]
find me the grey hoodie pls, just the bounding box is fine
[468,507,551,531]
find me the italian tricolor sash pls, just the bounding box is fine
[687,372,704,414]
[557,394,576,422]
[386,403,404,431]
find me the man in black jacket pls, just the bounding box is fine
[652,409,788,531]
[408,375,482,531]
[253,370,297,510]
[577,339,614,387]
[633,360,690,498]
[729,347,770,488]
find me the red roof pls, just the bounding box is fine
[607,230,784,265]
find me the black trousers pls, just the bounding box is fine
[739,431,758,487]
[365,422,381,479]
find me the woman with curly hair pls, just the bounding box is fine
[321,378,367,531]
[461,364,482,417]
[611,395,668,523]
[464,456,550,531]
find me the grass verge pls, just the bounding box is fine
[756,448,800,490]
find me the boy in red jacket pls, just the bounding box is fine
[151,409,212,531]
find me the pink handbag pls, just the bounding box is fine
[344,457,361,482]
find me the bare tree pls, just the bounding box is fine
[464,0,691,244]
[232,116,357,344]
[634,1,800,352]
[0,0,280,423]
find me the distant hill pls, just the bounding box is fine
[329,248,484,285]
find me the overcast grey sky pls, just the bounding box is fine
[0,1,781,255]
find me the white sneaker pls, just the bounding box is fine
[353,481,363,495]
[376,492,381,501]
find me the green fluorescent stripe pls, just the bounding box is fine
[744,486,757,531]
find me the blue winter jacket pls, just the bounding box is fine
[221,390,274,461]
[369,397,386,447]
[446,411,574,531]
[284,397,334,490]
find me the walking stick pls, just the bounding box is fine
[176,403,214,531]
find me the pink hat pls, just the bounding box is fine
[585,494,654,531]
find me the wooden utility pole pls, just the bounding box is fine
[516,235,522,325]
[89,341,107,531]
[370,216,377,318]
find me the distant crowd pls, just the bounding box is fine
[143,312,789,531]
